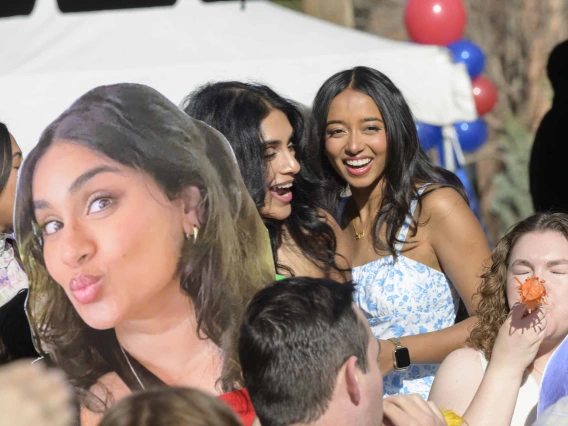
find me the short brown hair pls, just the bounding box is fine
[467,212,568,360]
[98,387,242,426]
[239,278,369,426]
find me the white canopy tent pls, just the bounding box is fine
[0,0,477,155]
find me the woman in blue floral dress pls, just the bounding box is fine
[311,67,491,399]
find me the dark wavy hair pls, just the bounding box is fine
[312,66,468,257]
[14,83,276,409]
[0,122,13,196]
[467,212,568,360]
[183,81,345,277]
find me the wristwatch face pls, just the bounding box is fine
[394,347,411,370]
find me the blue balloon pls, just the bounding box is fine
[454,119,488,152]
[448,39,486,78]
[416,122,443,152]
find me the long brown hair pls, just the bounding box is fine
[467,212,568,360]
[99,387,243,426]
[14,84,275,408]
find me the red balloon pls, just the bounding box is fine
[404,0,467,46]
[471,76,498,116]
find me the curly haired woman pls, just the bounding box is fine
[429,212,568,426]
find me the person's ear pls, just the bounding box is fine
[345,356,361,406]
[179,186,202,240]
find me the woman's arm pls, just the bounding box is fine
[379,188,490,374]
[426,187,490,315]
[378,318,476,375]
[431,305,546,426]
[459,305,546,426]
[428,348,484,415]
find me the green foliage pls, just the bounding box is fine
[491,116,534,237]
[269,0,303,12]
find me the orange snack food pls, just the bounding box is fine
[515,276,547,313]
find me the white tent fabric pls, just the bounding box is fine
[0,0,477,155]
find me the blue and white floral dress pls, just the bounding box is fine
[339,185,460,399]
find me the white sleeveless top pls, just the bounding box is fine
[478,351,539,425]
[338,184,460,399]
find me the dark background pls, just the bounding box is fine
[0,0,238,17]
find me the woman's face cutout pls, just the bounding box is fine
[32,141,193,330]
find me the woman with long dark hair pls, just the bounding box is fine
[14,84,275,425]
[312,66,491,398]
[183,82,350,280]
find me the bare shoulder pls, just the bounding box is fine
[441,347,483,370]
[433,347,484,390]
[420,186,484,244]
[420,186,470,219]
[429,347,484,411]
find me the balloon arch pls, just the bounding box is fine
[405,0,497,221]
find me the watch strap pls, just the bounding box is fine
[388,337,403,350]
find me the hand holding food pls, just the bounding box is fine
[515,276,547,315]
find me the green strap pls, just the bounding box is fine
[275,274,286,281]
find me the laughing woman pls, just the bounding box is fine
[14,84,276,425]
[183,82,350,281]
[312,66,491,399]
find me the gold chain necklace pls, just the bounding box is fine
[351,221,365,240]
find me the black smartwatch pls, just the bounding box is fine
[388,337,411,371]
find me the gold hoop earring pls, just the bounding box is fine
[193,226,199,243]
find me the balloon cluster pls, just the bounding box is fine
[407,0,497,154]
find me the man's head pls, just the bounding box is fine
[239,277,383,426]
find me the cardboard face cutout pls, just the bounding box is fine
[15,83,275,370]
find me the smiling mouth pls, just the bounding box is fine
[269,182,293,203]
[343,158,374,176]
